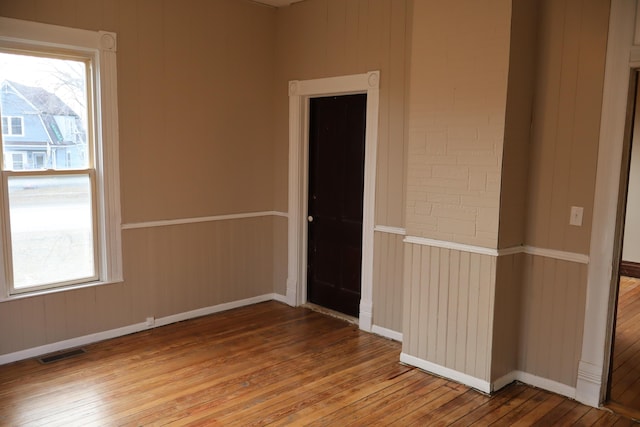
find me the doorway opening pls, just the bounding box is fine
[286,71,380,331]
[306,94,367,317]
[607,70,640,419]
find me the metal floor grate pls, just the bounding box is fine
[37,348,86,364]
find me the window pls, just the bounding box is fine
[0,17,122,297]
[8,153,25,171]
[32,152,45,169]
[1,116,23,136]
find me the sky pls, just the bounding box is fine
[0,51,88,120]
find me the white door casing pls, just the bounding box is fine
[576,0,639,407]
[286,71,380,332]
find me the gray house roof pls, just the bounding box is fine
[1,80,82,145]
[7,80,77,117]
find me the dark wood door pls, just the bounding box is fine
[307,94,367,317]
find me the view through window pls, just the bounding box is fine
[0,51,97,292]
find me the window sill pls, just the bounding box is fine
[0,279,123,303]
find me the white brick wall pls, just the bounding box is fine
[404,0,511,249]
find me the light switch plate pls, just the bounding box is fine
[570,206,584,226]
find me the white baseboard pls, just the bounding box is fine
[400,352,491,393]
[514,371,576,399]
[371,325,403,342]
[359,299,373,332]
[0,293,284,366]
[492,371,518,391]
[399,355,577,400]
[271,293,289,304]
[493,370,576,399]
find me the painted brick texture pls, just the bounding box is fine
[405,0,512,248]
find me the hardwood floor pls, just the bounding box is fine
[0,301,633,426]
[610,276,640,418]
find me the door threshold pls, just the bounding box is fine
[605,401,640,423]
[303,303,359,326]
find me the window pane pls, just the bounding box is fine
[8,175,95,289]
[0,52,89,170]
[10,117,22,135]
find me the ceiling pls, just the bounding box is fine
[252,0,303,7]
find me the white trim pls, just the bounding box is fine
[152,294,282,328]
[514,372,576,399]
[403,236,502,256]
[374,225,406,236]
[523,246,590,264]
[398,360,576,399]
[371,325,403,342]
[577,0,636,408]
[0,293,285,366]
[0,17,123,296]
[287,71,380,334]
[122,211,288,230]
[0,321,148,366]
[271,293,289,304]
[359,299,373,333]
[492,371,518,392]
[403,235,506,257]
[493,371,577,399]
[400,352,491,393]
[499,246,525,257]
[402,236,589,264]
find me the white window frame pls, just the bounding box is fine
[1,116,24,136]
[0,17,122,300]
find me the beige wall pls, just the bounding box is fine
[492,254,522,382]
[405,0,512,249]
[515,0,610,388]
[518,255,587,387]
[0,0,278,222]
[402,0,513,386]
[0,217,276,355]
[403,243,496,381]
[402,0,611,392]
[373,231,404,333]
[490,0,537,384]
[623,83,640,263]
[274,0,408,228]
[117,0,276,223]
[274,0,409,335]
[0,0,280,356]
[525,0,609,255]
[497,0,537,249]
[0,0,615,397]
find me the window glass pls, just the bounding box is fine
[8,175,95,289]
[0,52,89,171]
[10,117,22,135]
[0,50,97,292]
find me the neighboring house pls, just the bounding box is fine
[0,80,85,170]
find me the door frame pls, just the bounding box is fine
[576,0,640,407]
[286,71,380,331]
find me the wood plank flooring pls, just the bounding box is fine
[610,276,640,418]
[0,301,633,426]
